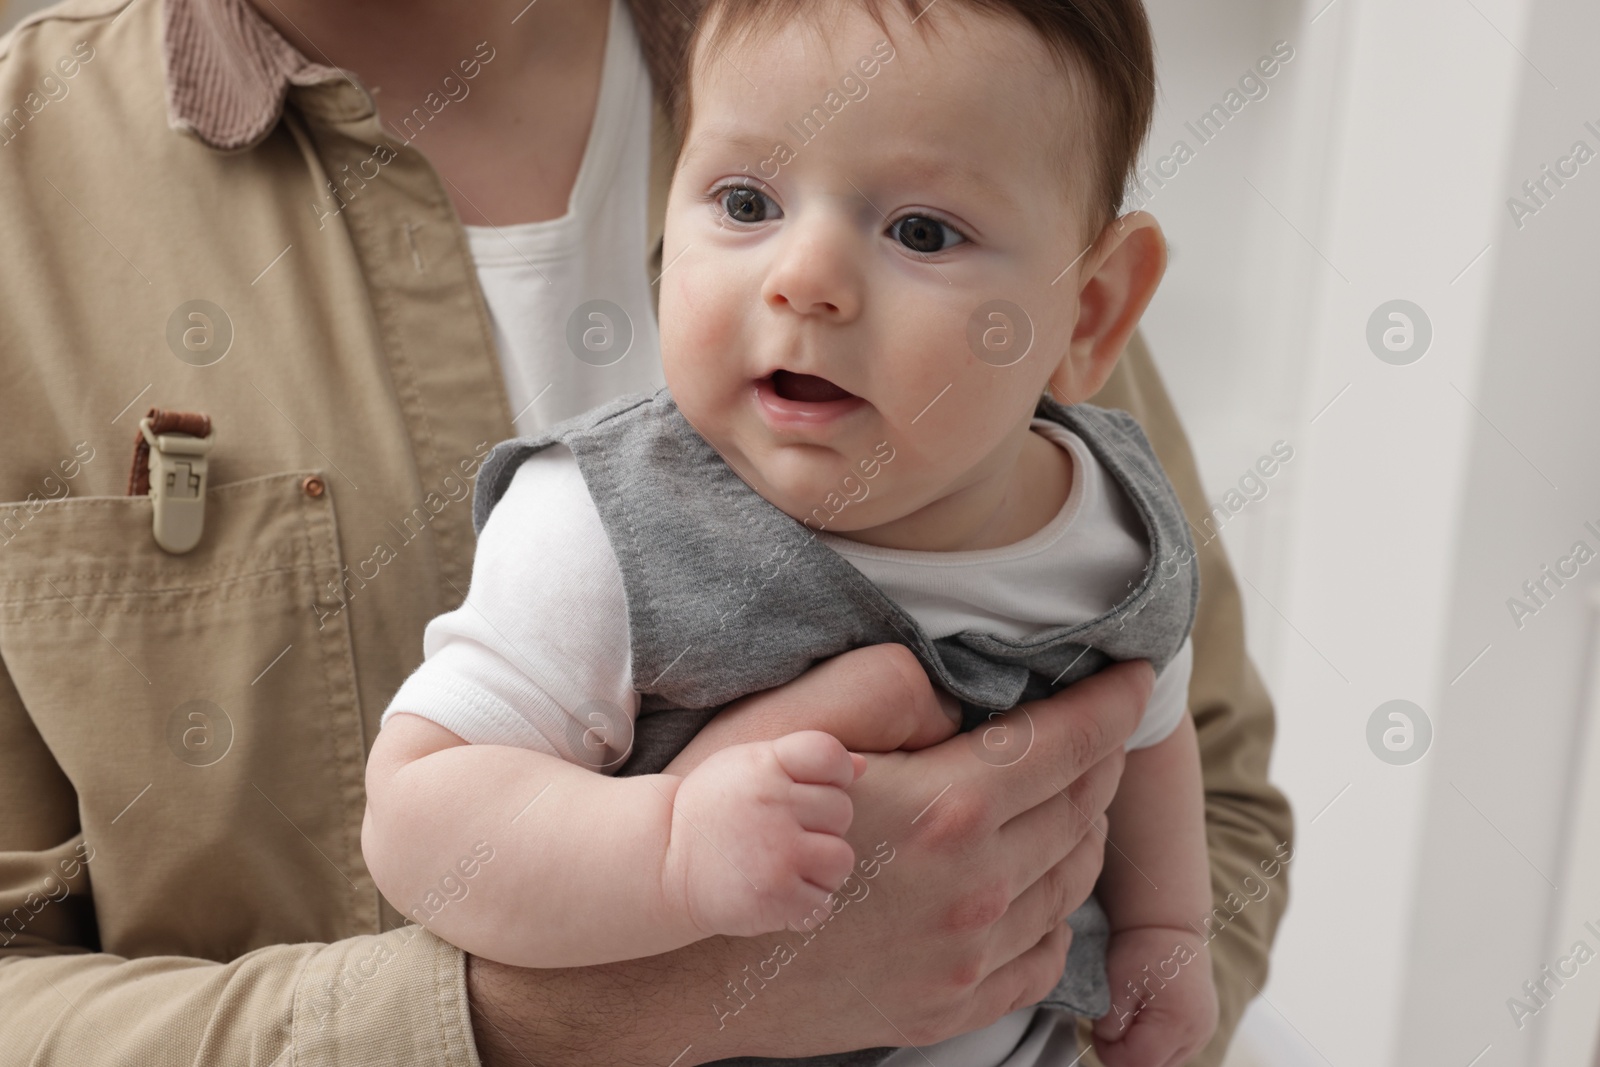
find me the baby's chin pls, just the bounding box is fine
[731,461,906,536]
[674,394,906,527]
[741,472,858,530]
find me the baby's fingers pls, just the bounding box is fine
[772,730,862,788]
[790,782,855,836]
[1092,1012,1181,1067]
[1092,999,1136,1042]
[793,830,857,895]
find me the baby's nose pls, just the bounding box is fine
[761,224,863,321]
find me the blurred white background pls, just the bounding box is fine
[5,0,1595,1063]
[1133,0,1600,1064]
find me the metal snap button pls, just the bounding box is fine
[301,475,326,499]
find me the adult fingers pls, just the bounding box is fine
[978,660,1152,826]
[964,921,1073,1035]
[724,644,961,754]
[895,665,1139,861]
[995,745,1124,873]
[904,750,1118,955]
[984,814,1109,976]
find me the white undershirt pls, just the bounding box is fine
[819,420,1190,749]
[464,0,666,436]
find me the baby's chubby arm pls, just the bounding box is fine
[1092,711,1219,1065]
[363,712,867,968]
[359,447,865,966]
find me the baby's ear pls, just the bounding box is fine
[1048,212,1167,405]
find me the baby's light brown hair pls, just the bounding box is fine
[668,0,1157,238]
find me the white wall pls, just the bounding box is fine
[1141,0,1599,1063]
[1392,0,1600,1060]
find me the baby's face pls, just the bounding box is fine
[659,3,1097,534]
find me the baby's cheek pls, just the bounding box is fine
[661,270,753,453]
[662,269,742,372]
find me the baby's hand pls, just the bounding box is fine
[662,730,866,938]
[1093,926,1218,1067]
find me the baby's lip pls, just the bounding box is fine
[751,372,867,431]
[763,369,857,404]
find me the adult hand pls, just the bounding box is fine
[467,650,1152,1066]
[665,644,967,776]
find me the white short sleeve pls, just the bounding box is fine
[1124,636,1193,751]
[381,446,638,771]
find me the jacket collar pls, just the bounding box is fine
[163,0,345,150]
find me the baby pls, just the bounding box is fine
[364,0,1217,1063]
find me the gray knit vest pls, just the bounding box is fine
[473,387,1199,1067]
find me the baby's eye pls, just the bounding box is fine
[718,185,781,224]
[890,215,966,254]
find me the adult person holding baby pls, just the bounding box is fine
[0,0,1290,1065]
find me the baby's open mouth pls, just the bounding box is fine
[768,370,856,403]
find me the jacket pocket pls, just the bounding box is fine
[0,472,375,961]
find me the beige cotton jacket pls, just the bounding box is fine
[0,0,1293,1064]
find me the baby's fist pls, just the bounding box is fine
[664,730,866,938]
[1093,926,1218,1067]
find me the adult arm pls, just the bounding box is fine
[1088,334,1295,1066]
